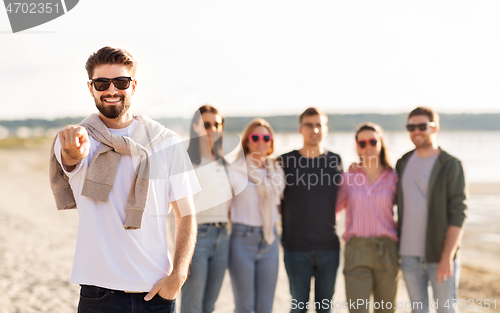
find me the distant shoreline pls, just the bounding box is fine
[2,113,500,133]
[1,142,499,196]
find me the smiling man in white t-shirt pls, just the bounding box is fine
[50,46,200,313]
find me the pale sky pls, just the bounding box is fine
[1,0,500,120]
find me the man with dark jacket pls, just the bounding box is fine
[397,107,467,313]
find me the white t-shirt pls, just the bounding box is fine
[193,157,233,224]
[54,119,200,292]
[229,168,279,226]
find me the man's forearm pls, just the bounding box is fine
[441,225,463,261]
[62,148,82,166]
[61,149,81,171]
[144,203,196,301]
[171,213,197,278]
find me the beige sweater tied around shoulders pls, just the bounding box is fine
[231,155,285,244]
[49,113,174,229]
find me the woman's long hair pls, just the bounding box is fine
[355,122,392,169]
[187,105,225,165]
[238,118,275,159]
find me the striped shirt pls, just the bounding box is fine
[336,167,398,243]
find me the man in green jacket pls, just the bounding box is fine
[396,107,467,313]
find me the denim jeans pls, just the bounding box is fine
[401,256,461,313]
[228,223,279,313]
[284,250,340,313]
[181,224,229,313]
[78,285,175,313]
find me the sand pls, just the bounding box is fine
[0,145,499,313]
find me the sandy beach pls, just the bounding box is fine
[0,145,499,313]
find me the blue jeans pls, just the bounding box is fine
[284,250,340,313]
[401,256,461,313]
[181,224,229,313]
[229,223,280,313]
[78,285,175,313]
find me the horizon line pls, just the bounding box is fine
[2,111,500,121]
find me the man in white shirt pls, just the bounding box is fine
[50,46,200,312]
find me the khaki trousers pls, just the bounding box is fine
[344,237,400,313]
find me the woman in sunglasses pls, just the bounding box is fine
[336,123,400,313]
[228,118,285,313]
[181,105,233,313]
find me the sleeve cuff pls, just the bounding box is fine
[124,209,144,229]
[449,214,466,228]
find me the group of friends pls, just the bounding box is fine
[50,46,467,313]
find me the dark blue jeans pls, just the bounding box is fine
[284,250,340,313]
[78,285,176,313]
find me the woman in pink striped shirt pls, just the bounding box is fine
[336,123,400,313]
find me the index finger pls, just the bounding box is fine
[73,127,89,149]
[144,281,161,301]
[437,272,445,284]
[74,127,88,140]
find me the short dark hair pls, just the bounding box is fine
[299,107,328,123]
[85,46,137,79]
[408,106,440,127]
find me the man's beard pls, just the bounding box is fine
[412,135,432,149]
[95,94,131,119]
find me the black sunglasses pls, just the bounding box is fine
[204,121,222,130]
[89,76,134,91]
[406,122,436,132]
[357,138,378,148]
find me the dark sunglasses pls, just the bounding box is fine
[249,133,272,143]
[204,121,222,130]
[89,76,134,91]
[357,138,378,148]
[406,122,436,132]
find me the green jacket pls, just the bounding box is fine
[396,148,467,263]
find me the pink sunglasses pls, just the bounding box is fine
[248,133,272,143]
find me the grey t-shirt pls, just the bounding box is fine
[399,151,439,257]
